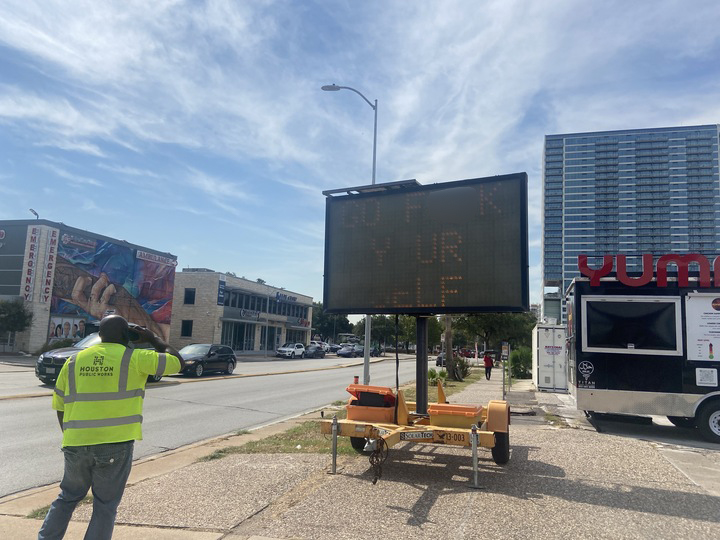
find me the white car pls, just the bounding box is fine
[276,342,305,358]
[310,340,330,353]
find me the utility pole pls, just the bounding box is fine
[445,315,456,379]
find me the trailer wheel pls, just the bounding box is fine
[667,416,695,429]
[350,437,369,453]
[697,401,720,444]
[491,431,510,465]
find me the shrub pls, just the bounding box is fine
[428,368,438,386]
[453,356,472,379]
[509,346,532,379]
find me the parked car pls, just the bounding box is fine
[436,352,446,367]
[329,343,345,353]
[36,328,164,385]
[179,344,237,377]
[304,344,326,358]
[276,342,306,358]
[337,344,364,358]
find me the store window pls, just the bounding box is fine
[181,320,193,337]
[184,288,196,305]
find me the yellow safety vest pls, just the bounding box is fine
[52,343,180,447]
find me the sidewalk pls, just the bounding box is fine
[2,371,719,539]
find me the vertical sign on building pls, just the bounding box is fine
[217,279,226,306]
[41,227,59,303]
[22,225,41,301]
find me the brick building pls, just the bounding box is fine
[169,269,313,354]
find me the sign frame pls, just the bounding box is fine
[322,173,529,315]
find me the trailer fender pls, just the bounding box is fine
[691,391,720,417]
[486,400,510,433]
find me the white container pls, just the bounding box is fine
[532,324,568,392]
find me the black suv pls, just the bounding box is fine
[35,331,163,385]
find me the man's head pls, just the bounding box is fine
[99,315,130,345]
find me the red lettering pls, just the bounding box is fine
[657,254,710,288]
[578,255,613,286]
[28,251,34,259]
[617,254,653,287]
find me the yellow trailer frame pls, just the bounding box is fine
[320,382,511,483]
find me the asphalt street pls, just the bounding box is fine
[0,354,426,497]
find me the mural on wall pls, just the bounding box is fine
[49,232,176,340]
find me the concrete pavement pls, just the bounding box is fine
[1,366,719,539]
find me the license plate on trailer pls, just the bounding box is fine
[45,367,55,374]
[400,431,434,440]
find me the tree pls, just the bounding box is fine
[352,315,397,348]
[455,312,536,351]
[0,300,33,336]
[311,302,352,342]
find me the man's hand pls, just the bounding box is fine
[132,326,156,343]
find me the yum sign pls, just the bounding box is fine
[578,254,720,288]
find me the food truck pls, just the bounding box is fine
[566,254,720,443]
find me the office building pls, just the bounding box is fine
[542,124,720,320]
[170,269,313,354]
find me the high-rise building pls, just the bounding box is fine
[542,124,720,321]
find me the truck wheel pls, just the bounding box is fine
[667,416,695,429]
[697,401,720,443]
[491,431,510,465]
[350,437,369,453]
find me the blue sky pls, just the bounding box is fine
[1,0,719,312]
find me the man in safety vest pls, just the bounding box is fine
[39,315,184,540]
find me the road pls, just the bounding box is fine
[0,356,428,497]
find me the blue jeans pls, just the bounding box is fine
[38,441,134,540]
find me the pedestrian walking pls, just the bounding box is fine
[483,352,493,380]
[38,315,184,540]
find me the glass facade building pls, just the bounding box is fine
[542,125,720,321]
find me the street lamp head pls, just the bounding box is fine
[29,208,39,219]
[321,84,341,91]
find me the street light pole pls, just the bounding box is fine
[322,83,377,384]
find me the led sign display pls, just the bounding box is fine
[323,173,528,314]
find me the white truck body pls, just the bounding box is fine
[532,323,568,392]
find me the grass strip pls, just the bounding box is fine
[27,496,92,520]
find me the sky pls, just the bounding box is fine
[1,0,719,314]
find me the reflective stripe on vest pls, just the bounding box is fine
[155,353,166,378]
[117,348,134,391]
[63,415,143,430]
[63,388,146,404]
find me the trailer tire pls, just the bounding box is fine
[491,431,510,465]
[697,401,720,444]
[350,437,369,453]
[667,416,695,429]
